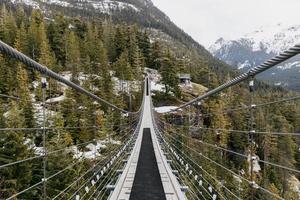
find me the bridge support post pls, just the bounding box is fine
[249,77,256,200]
[41,76,47,200]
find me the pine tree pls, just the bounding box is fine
[115,25,127,60]
[46,113,80,197]
[115,51,133,81]
[0,54,9,94]
[14,23,34,129]
[150,41,162,70]
[15,6,26,28]
[47,14,68,66]
[66,31,81,78]
[28,10,44,60]
[159,50,180,97]
[137,31,151,67]
[0,102,33,199]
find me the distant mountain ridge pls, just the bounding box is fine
[210,23,300,91]
[9,0,151,13]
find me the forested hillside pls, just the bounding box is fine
[0,2,299,200]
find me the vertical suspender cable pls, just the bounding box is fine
[249,77,255,200]
[41,76,47,200]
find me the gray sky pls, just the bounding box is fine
[151,0,300,48]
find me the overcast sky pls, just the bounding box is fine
[151,0,300,48]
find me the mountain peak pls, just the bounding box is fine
[209,23,300,91]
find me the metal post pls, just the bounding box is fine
[188,105,191,134]
[93,111,97,161]
[249,77,255,200]
[41,76,47,200]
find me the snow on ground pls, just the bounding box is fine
[88,0,140,14]
[32,100,58,126]
[73,138,120,159]
[40,0,71,7]
[11,0,40,9]
[46,95,66,103]
[288,175,300,197]
[151,81,165,92]
[155,106,180,114]
[112,77,141,94]
[32,138,121,160]
[145,68,166,93]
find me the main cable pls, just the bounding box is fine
[0,40,138,114]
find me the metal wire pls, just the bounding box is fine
[0,93,19,100]
[167,137,240,200]
[6,154,85,200]
[162,139,210,200]
[0,122,136,169]
[163,132,285,200]
[84,134,136,200]
[0,40,137,114]
[166,126,300,174]
[66,131,136,199]
[158,118,300,136]
[199,95,300,118]
[52,139,126,199]
[165,43,300,112]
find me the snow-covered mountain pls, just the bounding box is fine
[209,23,300,91]
[9,0,148,13]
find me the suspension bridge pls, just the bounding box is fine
[0,39,300,200]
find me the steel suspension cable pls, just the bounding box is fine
[66,131,136,199]
[162,140,210,200]
[0,120,137,169]
[165,126,300,174]
[157,118,300,136]
[164,132,285,200]
[85,134,136,200]
[0,40,137,114]
[164,43,300,112]
[165,135,240,200]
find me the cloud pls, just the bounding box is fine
[151,0,300,48]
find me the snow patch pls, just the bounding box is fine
[151,81,165,92]
[274,82,282,86]
[87,0,139,14]
[155,106,180,114]
[41,0,71,7]
[237,60,251,70]
[46,95,66,103]
[11,0,40,9]
[277,61,300,70]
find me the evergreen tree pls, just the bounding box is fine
[137,31,151,67]
[115,25,127,60]
[13,22,34,129]
[0,54,8,94]
[66,31,81,78]
[115,51,133,81]
[47,14,68,66]
[0,102,33,199]
[150,41,162,70]
[28,10,44,60]
[159,50,180,97]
